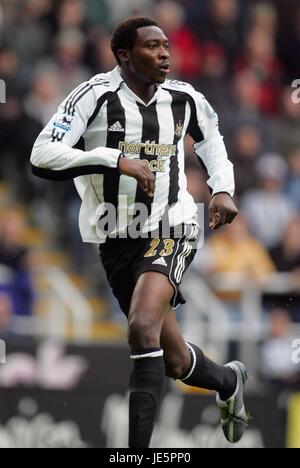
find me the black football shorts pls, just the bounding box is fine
[99,224,199,317]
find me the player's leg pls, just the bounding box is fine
[160,308,250,443]
[160,307,237,398]
[127,271,173,448]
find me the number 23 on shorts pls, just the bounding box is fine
[144,239,175,258]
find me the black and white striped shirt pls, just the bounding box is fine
[31,67,234,243]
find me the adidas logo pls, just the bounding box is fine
[152,257,168,267]
[108,121,125,132]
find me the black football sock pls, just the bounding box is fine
[129,348,165,448]
[180,343,237,401]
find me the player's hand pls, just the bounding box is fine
[118,157,155,197]
[209,193,238,231]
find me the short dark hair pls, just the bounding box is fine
[111,17,158,65]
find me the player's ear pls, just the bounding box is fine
[117,49,130,64]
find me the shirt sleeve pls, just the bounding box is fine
[30,82,121,180]
[187,88,235,198]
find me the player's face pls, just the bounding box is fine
[128,26,170,84]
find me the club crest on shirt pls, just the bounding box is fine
[175,121,183,138]
[53,113,74,132]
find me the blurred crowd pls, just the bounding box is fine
[0,0,300,384]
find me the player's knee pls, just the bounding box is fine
[164,358,187,380]
[164,349,190,380]
[128,315,160,350]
